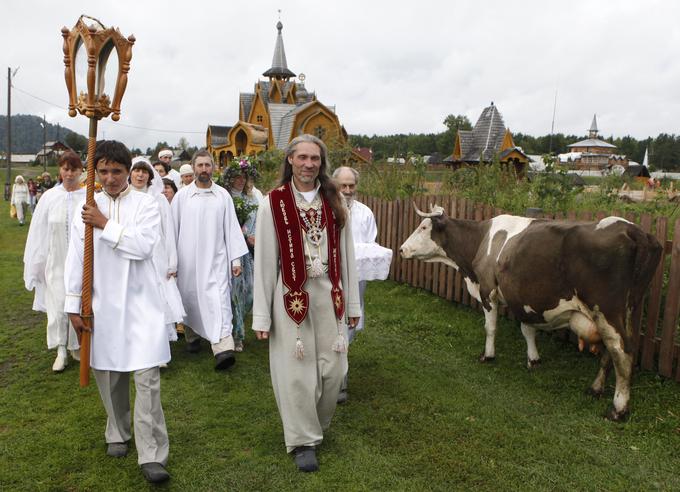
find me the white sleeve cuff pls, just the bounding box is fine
[64,294,82,314]
[252,315,271,332]
[100,220,124,248]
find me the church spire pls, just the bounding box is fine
[262,20,296,80]
[588,114,598,138]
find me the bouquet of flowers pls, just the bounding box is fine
[232,194,258,226]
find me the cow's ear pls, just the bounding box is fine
[431,215,446,231]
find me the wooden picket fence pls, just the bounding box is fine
[359,193,680,383]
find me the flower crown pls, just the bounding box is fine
[222,155,259,182]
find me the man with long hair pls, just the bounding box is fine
[253,134,361,472]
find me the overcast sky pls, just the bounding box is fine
[2,0,679,151]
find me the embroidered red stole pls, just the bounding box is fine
[269,183,344,325]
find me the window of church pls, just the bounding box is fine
[257,115,263,123]
[314,125,326,139]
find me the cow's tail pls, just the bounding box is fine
[629,227,663,308]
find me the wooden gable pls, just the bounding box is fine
[294,102,343,144]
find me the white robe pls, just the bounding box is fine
[350,200,392,282]
[23,185,85,349]
[151,192,186,341]
[349,199,377,243]
[348,199,392,333]
[64,186,171,371]
[172,181,249,343]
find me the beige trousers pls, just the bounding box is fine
[93,367,169,465]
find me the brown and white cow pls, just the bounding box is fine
[400,205,662,421]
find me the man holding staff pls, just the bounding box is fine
[64,141,171,484]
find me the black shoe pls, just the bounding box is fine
[140,462,170,483]
[293,446,319,472]
[185,338,201,353]
[106,442,128,457]
[337,389,348,404]
[214,350,235,370]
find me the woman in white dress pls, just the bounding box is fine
[23,152,85,371]
[11,175,30,225]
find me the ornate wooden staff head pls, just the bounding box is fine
[61,15,134,387]
[61,15,135,121]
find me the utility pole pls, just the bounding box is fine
[4,66,18,201]
[42,114,47,172]
[4,68,11,200]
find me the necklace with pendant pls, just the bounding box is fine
[300,207,323,246]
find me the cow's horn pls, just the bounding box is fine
[413,202,444,217]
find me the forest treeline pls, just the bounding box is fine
[350,114,680,170]
[3,114,680,171]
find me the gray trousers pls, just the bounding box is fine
[93,367,169,465]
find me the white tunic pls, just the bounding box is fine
[172,181,249,343]
[23,186,85,349]
[150,192,186,340]
[350,200,393,282]
[64,187,171,371]
[349,200,377,243]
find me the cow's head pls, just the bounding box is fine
[400,203,447,259]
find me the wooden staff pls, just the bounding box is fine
[79,118,97,387]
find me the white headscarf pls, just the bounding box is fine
[131,156,164,196]
[158,149,173,159]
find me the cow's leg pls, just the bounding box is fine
[520,323,541,368]
[479,303,497,362]
[595,315,632,421]
[587,349,612,398]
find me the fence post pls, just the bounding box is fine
[641,216,667,371]
[658,218,680,378]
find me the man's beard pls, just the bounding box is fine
[197,172,211,183]
[343,192,354,207]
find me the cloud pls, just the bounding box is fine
[2,0,679,150]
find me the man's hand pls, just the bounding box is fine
[167,271,177,279]
[232,265,242,277]
[69,313,91,343]
[254,330,269,340]
[246,235,255,247]
[348,317,360,329]
[81,203,108,229]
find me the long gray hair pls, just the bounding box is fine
[277,134,346,228]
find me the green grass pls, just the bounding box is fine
[1,199,680,491]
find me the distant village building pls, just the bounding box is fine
[446,102,529,174]
[207,21,349,165]
[36,140,73,165]
[353,147,373,163]
[558,115,628,171]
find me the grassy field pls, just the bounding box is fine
[1,197,680,491]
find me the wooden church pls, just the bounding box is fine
[207,21,347,164]
[446,102,529,175]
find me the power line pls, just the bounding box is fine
[12,85,204,134]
